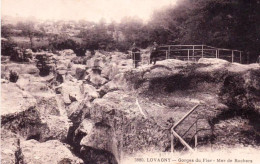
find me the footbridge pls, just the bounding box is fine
[159,45,244,64]
[130,45,245,66]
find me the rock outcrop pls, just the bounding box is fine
[21,140,83,164]
[2,50,260,163]
[1,128,82,164]
[1,83,45,140]
[1,129,23,164]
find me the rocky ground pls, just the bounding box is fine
[1,50,260,164]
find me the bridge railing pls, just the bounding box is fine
[157,44,244,64]
[170,103,213,152]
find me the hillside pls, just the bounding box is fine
[1,50,260,164]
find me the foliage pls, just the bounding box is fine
[79,23,115,51]
[9,70,19,83]
[1,39,17,56]
[15,21,36,48]
[1,24,15,38]
[149,0,260,62]
[48,35,86,56]
[2,1,260,62]
[118,17,151,49]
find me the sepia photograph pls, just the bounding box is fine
[1,0,260,164]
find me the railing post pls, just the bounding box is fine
[120,134,123,164]
[172,130,194,152]
[171,133,174,153]
[240,52,242,64]
[195,120,198,151]
[215,49,218,58]
[130,51,133,67]
[202,45,204,58]
[141,52,143,65]
[168,46,171,59]
[192,46,195,61]
[188,49,190,61]
[232,50,234,63]
[169,104,201,153]
[133,52,136,67]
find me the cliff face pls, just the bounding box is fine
[125,58,260,148]
[1,50,260,164]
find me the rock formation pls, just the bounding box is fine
[1,50,260,163]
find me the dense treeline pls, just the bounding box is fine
[2,0,260,61]
[149,0,260,62]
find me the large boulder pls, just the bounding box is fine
[53,50,77,77]
[35,93,61,116]
[84,84,99,101]
[72,119,118,164]
[198,58,230,65]
[1,129,23,164]
[73,119,94,147]
[71,56,88,64]
[122,58,260,148]
[1,82,71,142]
[100,51,131,80]
[21,140,83,164]
[1,63,39,80]
[197,59,260,113]
[80,121,116,152]
[98,73,129,96]
[25,82,73,141]
[1,83,37,116]
[70,91,171,163]
[86,51,107,69]
[57,49,76,60]
[56,61,71,76]
[79,121,118,164]
[86,71,108,88]
[101,59,132,80]
[142,59,188,79]
[41,116,71,142]
[58,81,86,105]
[1,83,47,140]
[69,64,86,80]
[219,69,260,113]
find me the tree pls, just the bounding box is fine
[1,39,17,56]
[115,16,151,50]
[1,24,15,38]
[16,21,36,49]
[79,21,115,51]
[148,0,260,62]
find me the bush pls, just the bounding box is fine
[49,37,88,56]
[35,55,51,76]
[1,39,17,56]
[9,70,19,83]
[50,38,78,50]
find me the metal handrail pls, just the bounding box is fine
[129,44,244,67]
[161,44,242,52]
[172,104,200,129]
[157,44,244,63]
[170,104,204,152]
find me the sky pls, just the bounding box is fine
[2,0,177,23]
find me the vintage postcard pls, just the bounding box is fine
[1,0,260,164]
